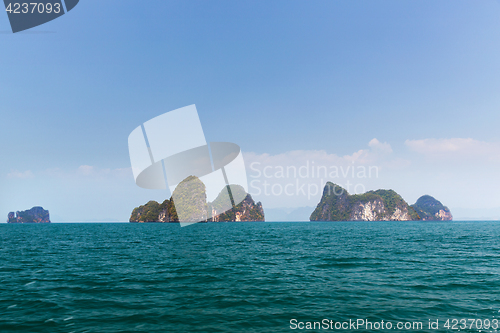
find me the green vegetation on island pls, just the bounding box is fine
[129,176,264,223]
[171,175,208,222]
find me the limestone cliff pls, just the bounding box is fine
[209,185,264,222]
[8,207,50,223]
[411,195,453,221]
[310,183,420,221]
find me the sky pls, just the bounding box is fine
[1,0,500,221]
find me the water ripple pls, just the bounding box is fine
[1,221,499,332]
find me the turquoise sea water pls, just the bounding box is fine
[1,221,499,333]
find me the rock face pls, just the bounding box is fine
[8,207,50,223]
[209,185,264,222]
[232,194,264,221]
[130,177,265,223]
[310,182,420,221]
[411,195,453,221]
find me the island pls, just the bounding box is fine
[8,207,51,223]
[130,175,264,223]
[310,182,453,221]
[411,195,453,221]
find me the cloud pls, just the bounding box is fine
[242,139,398,207]
[244,138,394,172]
[405,138,500,161]
[7,170,34,179]
[76,165,132,178]
[77,165,94,176]
[368,138,393,154]
[41,166,132,179]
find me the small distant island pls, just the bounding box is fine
[8,207,51,223]
[130,176,264,223]
[411,195,453,221]
[310,182,452,222]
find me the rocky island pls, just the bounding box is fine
[130,176,264,223]
[411,195,453,221]
[209,184,264,222]
[310,182,453,222]
[8,207,50,223]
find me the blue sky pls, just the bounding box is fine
[1,1,500,221]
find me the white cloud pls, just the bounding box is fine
[76,165,132,178]
[368,138,393,154]
[405,138,500,161]
[244,138,394,174]
[7,170,34,179]
[40,165,132,179]
[242,139,396,208]
[77,165,94,176]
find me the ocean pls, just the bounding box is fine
[1,221,499,332]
